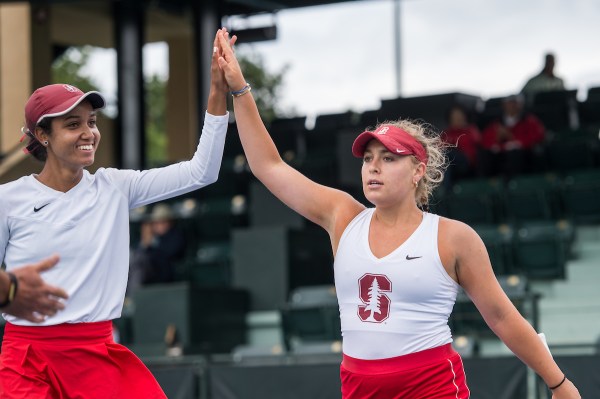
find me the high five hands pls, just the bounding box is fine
[215,28,247,93]
[211,28,238,95]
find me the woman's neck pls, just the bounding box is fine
[36,167,84,193]
[373,202,423,228]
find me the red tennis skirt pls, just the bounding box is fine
[341,344,470,399]
[0,321,166,399]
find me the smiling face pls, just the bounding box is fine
[361,139,424,207]
[37,101,100,173]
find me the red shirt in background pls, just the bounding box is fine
[481,114,545,151]
[441,124,481,165]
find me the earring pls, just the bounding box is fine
[414,180,418,188]
[43,141,48,146]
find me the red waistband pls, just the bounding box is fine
[342,344,457,374]
[3,321,113,345]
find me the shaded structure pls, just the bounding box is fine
[0,0,358,179]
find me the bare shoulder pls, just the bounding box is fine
[438,216,481,247]
[438,216,487,271]
[331,191,366,251]
[334,190,366,230]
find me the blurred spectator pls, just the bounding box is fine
[127,203,186,296]
[480,94,545,177]
[441,105,481,185]
[521,52,565,101]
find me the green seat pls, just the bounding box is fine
[545,137,597,172]
[562,169,600,222]
[504,173,562,223]
[513,221,570,280]
[450,275,529,337]
[187,241,232,287]
[444,178,503,224]
[427,187,448,216]
[280,305,341,350]
[131,283,249,355]
[472,224,514,275]
[289,285,338,307]
[193,196,248,241]
[281,285,341,350]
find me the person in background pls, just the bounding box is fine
[480,94,545,178]
[0,255,68,322]
[441,104,481,185]
[127,203,186,296]
[214,28,580,399]
[0,31,233,398]
[521,52,566,101]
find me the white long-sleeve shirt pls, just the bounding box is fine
[0,112,228,326]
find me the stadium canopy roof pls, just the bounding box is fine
[0,0,362,48]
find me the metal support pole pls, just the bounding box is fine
[114,0,146,169]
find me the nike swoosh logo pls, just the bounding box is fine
[34,203,50,212]
[396,149,405,153]
[406,255,422,260]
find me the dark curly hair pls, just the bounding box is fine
[23,117,53,162]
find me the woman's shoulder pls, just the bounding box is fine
[0,175,33,193]
[438,216,479,243]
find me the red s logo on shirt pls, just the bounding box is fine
[357,274,392,323]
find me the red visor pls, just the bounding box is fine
[352,125,428,164]
[25,84,105,134]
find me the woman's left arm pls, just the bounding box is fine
[112,32,233,208]
[444,220,581,399]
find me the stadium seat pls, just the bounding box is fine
[512,221,570,279]
[231,344,286,362]
[280,305,341,350]
[545,137,597,172]
[195,196,248,241]
[292,340,342,355]
[268,116,307,160]
[475,96,504,130]
[443,178,503,224]
[289,285,338,307]
[186,241,232,287]
[357,109,380,128]
[450,275,530,337]
[472,223,515,275]
[561,168,600,223]
[504,173,562,222]
[281,285,341,350]
[578,86,600,127]
[530,89,578,131]
[313,111,356,132]
[131,283,249,355]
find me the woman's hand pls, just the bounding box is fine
[3,255,68,323]
[216,28,247,92]
[211,28,237,94]
[207,28,237,115]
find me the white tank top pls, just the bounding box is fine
[334,209,459,360]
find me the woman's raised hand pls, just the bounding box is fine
[216,28,247,92]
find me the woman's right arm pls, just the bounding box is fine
[217,29,363,235]
[1,255,68,323]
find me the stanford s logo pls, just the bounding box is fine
[357,273,392,323]
[376,126,389,135]
[63,84,78,92]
